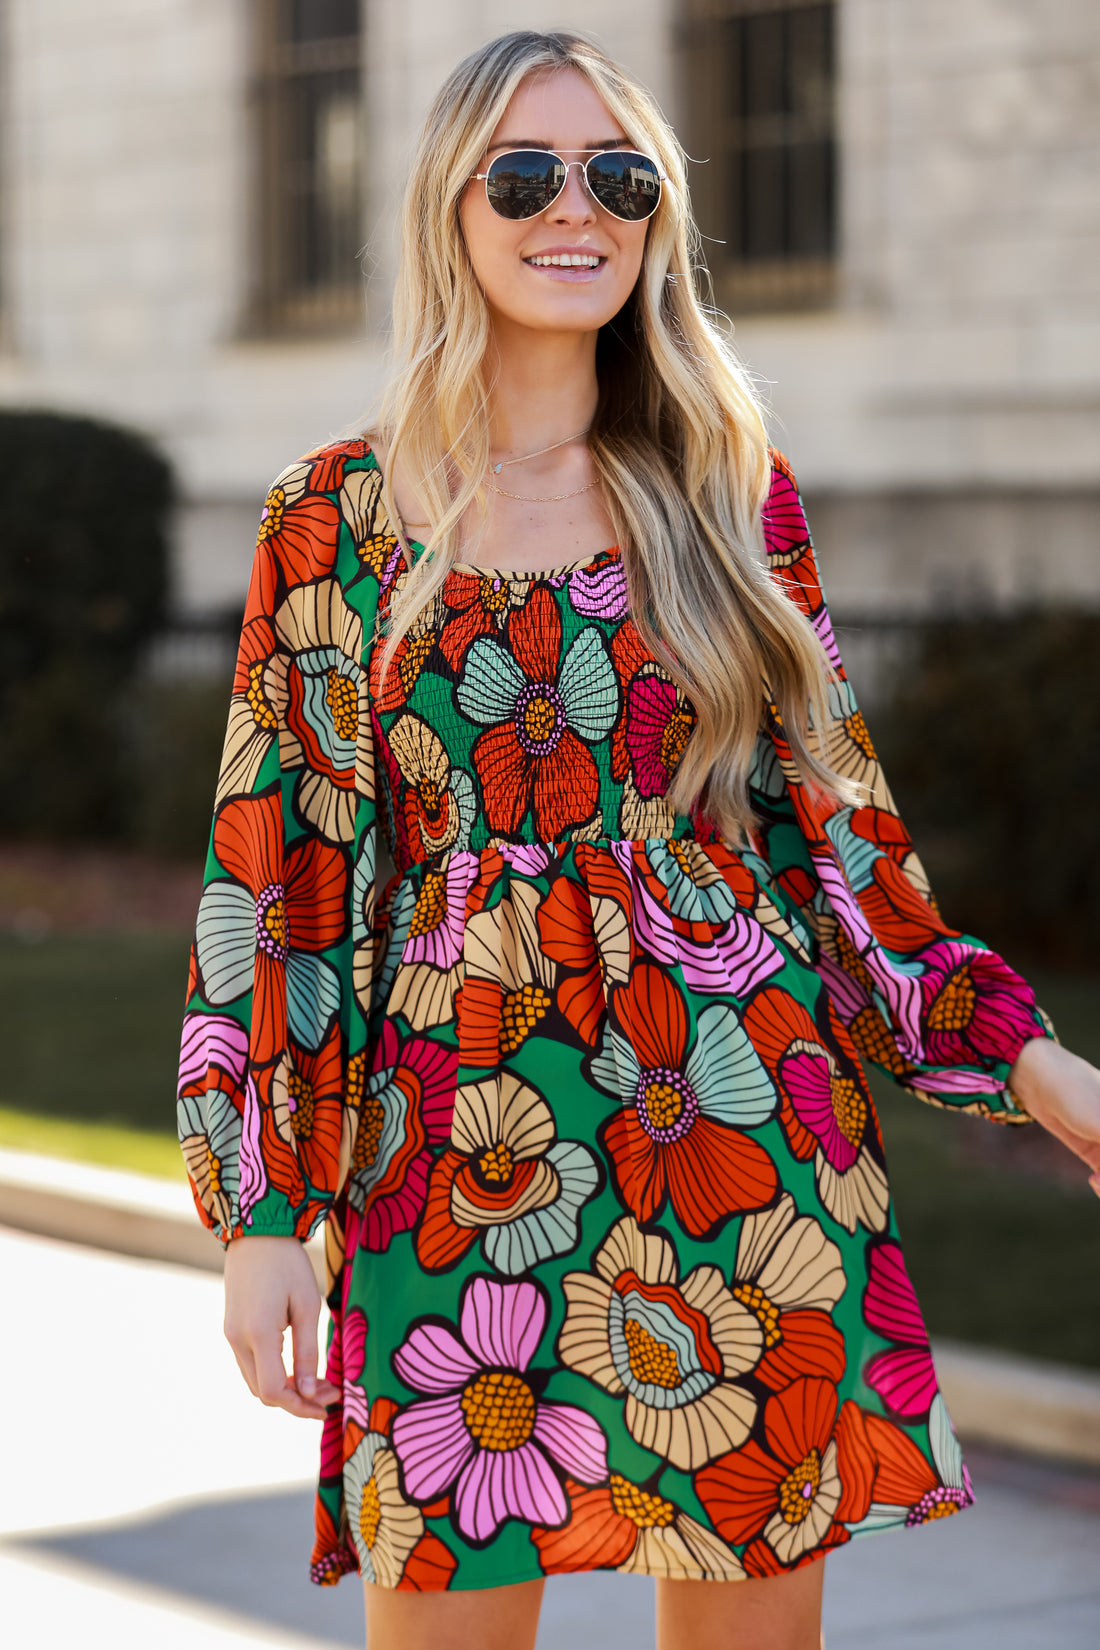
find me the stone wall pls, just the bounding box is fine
[0,1,1096,619]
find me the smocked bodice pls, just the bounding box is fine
[368,549,706,875]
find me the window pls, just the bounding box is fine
[679,1,837,312]
[251,1,364,334]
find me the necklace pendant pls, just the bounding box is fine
[492,462,503,474]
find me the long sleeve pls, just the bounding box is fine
[748,451,1053,1122]
[177,441,386,1244]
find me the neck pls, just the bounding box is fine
[485,316,599,459]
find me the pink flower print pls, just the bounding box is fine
[862,1240,937,1420]
[568,557,628,622]
[918,940,1041,1068]
[402,853,479,970]
[391,1276,608,1543]
[342,1306,371,1431]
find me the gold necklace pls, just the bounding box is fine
[489,426,590,474]
[485,477,600,503]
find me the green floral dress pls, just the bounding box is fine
[178,439,1051,1592]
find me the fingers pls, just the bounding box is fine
[223,1235,337,1420]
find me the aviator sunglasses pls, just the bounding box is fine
[471,148,666,223]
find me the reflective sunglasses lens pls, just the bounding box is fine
[485,150,566,220]
[584,151,662,221]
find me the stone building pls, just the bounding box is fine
[0,0,1096,631]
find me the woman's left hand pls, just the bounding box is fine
[1007,1037,1100,1198]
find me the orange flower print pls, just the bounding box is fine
[591,964,778,1237]
[533,1474,745,1580]
[731,1195,847,1390]
[257,460,341,585]
[845,1395,974,1534]
[535,858,632,1046]
[456,585,618,840]
[695,1378,855,1567]
[216,611,280,804]
[438,569,533,669]
[194,792,348,1060]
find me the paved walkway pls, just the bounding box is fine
[3,1226,1098,1649]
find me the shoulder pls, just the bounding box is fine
[257,435,389,585]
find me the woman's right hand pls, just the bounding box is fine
[223,1234,341,1420]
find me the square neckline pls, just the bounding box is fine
[369,443,618,585]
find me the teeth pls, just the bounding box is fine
[526,254,602,267]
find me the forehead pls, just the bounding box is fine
[486,67,626,151]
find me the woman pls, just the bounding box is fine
[177,30,1100,1650]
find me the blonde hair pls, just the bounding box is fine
[372,28,857,838]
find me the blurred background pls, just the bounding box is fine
[0,3,1098,1646]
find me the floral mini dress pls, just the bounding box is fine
[177,439,1051,1592]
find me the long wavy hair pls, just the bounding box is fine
[370,29,858,838]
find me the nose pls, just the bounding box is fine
[548,160,596,222]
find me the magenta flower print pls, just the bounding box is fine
[625,673,694,799]
[918,940,1041,1068]
[862,1239,937,1420]
[391,1276,608,1544]
[348,1021,457,1252]
[343,1306,371,1431]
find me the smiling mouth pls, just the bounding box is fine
[524,254,605,268]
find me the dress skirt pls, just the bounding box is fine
[176,442,1051,1591]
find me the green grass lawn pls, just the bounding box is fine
[0,930,191,1174]
[0,933,1097,1367]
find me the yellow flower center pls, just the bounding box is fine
[927,970,976,1033]
[408,870,446,940]
[247,660,277,730]
[205,1143,222,1194]
[845,710,875,759]
[643,1079,683,1130]
[287,1071,315,1139]
[345,1051,366,1109]
[480,577,510,614]
[524,694,559,745]
[624,1317,682,1388]
[325,667,358,740]
[417,777,442,820]
[609,1472,675,1529]
[399,633,433,695]
[257,486,285,540]
[830,1073,866,1146]
[355,1090,384,1172]
[659,708,693,775]
[732,1282,782,1348]
[358,1472,382,1549]
[476,1142,514,1184]
[500,984,551,1053]
[778,1447,822,1524]
[263,896,287,950]
[460,1370,536,1450]
[924,1497,960,1521]
[850,1006,906,1074]
[668,840,693,877]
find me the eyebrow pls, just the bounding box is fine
[485,138,629,154]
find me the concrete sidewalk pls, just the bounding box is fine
[2,1225,1099,1650]
[3,1145,1100,1468]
